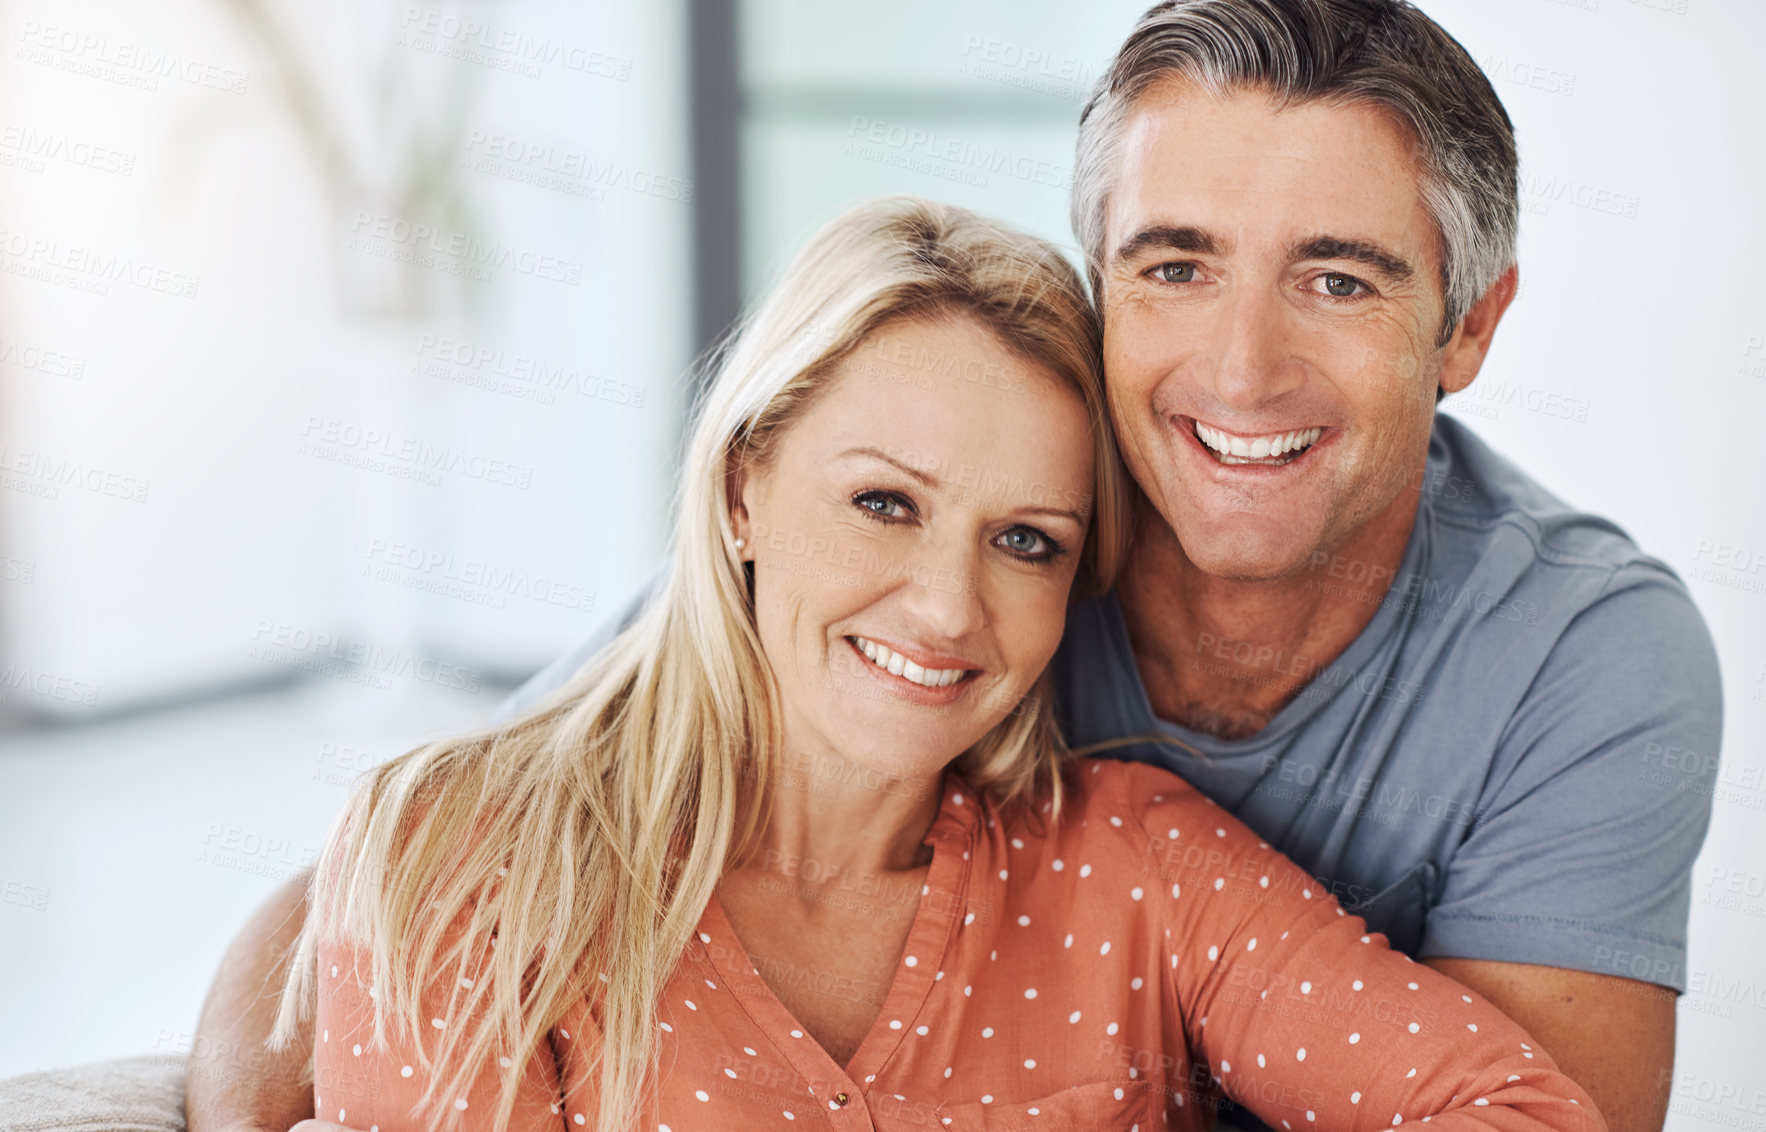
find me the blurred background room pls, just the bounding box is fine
[1,0,1763,1125]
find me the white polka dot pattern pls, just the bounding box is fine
[308,759,1602,1131]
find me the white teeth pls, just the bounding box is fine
[852,637,968,688]
[1194,421,1322,464]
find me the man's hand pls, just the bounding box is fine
[1424,957,1675,1132]
[184,867,318,1132]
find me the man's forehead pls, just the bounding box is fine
[1124,75,1424,153]
[1107,78,1435,255]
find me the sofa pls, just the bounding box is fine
[0,1055,187,1132]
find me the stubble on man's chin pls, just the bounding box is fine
[1131,477,1342,587]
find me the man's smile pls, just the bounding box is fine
[1180,415,1330,468]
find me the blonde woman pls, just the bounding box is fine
[281,198,1603,1132]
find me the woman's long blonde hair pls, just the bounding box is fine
[271,196,1134,1132]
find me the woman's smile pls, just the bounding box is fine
[842,633,981,702]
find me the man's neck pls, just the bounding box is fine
[1117,482,1423,741]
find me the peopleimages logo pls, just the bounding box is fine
[1518,170,1641,219]
[461,130,693,204]
[0,664,100,707]
[15,22,250,94]
[347,212,584,286]
[412,335,646,409]
[0,444,150,503]
[844,117,1072,190]
[0,228,199,299]
[248,621,482,693]
[0,124,136,176]
[1475,54,1577,97]
[298,416,536,490]
[362,538,598,614]
[0,335,86,380]
[1689,539,1766,598]
[955,35,1099,102]
[397,6,633,81]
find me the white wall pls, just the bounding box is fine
[0,0,692,1080]
[0,0,691,716]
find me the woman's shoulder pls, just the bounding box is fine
[1060,755,1207,811]
[1044,756,1226,851]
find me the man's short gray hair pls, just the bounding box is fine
[1073,0,1518,345]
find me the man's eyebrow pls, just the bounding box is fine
[1111,224,1224,265]
[1291,235,1415,282]
[836,446,939,487]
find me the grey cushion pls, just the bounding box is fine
[0,1055,185,1132]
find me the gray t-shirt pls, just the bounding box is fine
[492,414,1722,993]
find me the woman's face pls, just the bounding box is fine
[735,311,1096,784]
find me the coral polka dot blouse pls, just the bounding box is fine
[313,758,1603,1131]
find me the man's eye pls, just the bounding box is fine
[1154,262,1197,284]
[1316,273,1367,298]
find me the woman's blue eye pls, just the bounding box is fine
[1000,527,1049,557]
[853,492,1064,564]
[855,491,908,519]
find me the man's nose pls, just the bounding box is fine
[1205,286,1304,408]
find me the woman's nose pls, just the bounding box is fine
[892,534,989,642]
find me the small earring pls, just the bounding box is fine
[734,538,745,549]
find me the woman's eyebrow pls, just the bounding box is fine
[835,446,940,487]
[839,447,1087,525]
[1016,503,1087,526]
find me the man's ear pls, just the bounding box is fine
[1439,264,1519,396]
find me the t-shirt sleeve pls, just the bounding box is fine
[1420,569,1723,990]
[488,565,669,726]
[1117,763,1605,1131]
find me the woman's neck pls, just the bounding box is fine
[741,747,947,889]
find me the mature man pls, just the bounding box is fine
[188,2,1720,1130]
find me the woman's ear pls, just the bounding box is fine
[727,461,755,561]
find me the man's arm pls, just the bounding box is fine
[1424,957,1675,1132]
[1417,571,1722,1132]
[185,868,315,1132]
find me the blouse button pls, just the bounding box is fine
[835,1091,850,1106]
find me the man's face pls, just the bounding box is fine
[1101,80,1449,581]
